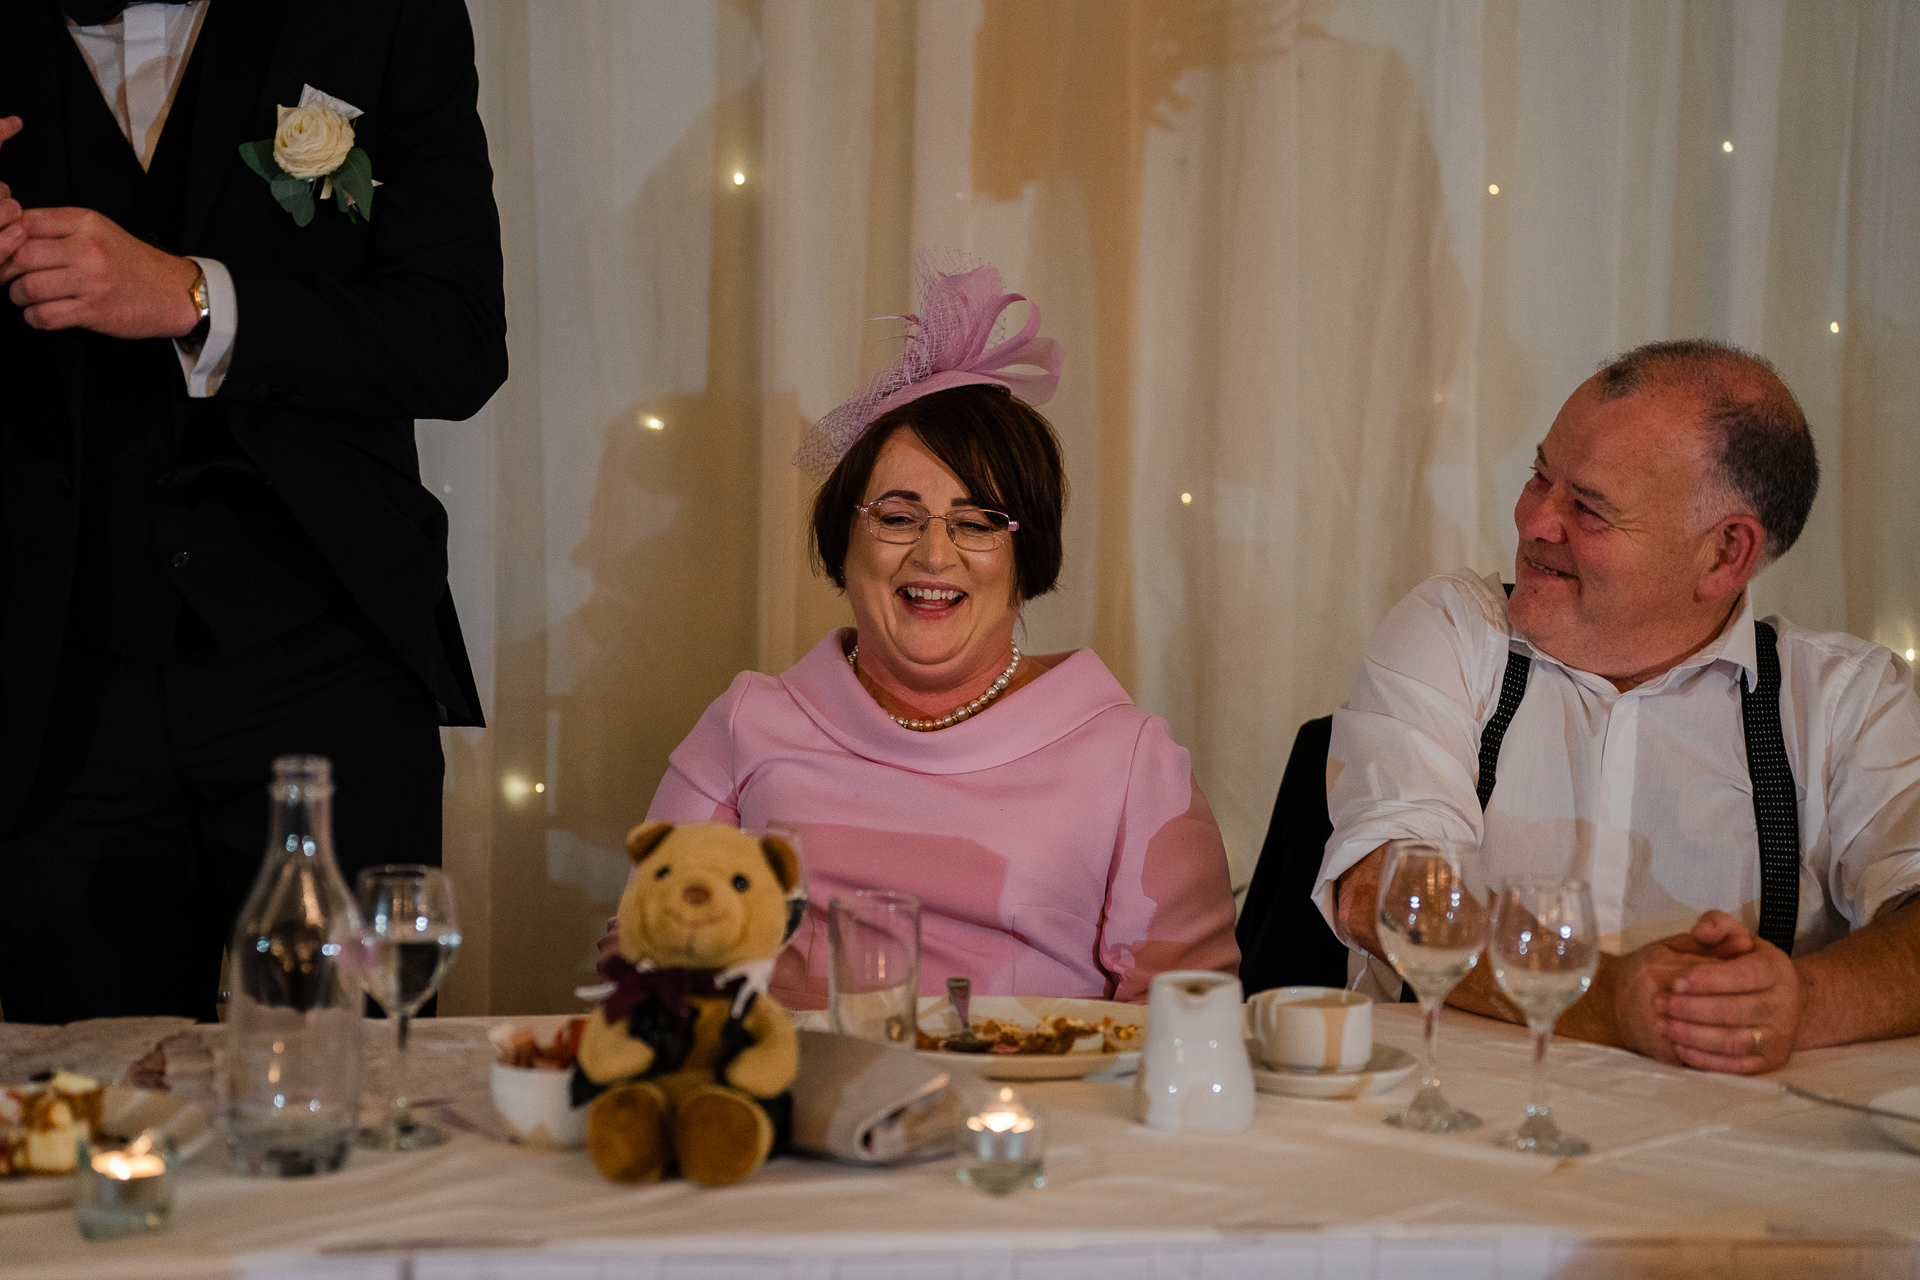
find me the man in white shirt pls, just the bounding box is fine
[1313,340,1920,1074]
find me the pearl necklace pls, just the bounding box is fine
[847,644,1022,731]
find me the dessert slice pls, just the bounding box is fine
[1,1070,104,1176]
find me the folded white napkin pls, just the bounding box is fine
[789,1031,956,1165]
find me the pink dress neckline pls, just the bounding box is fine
[780,628,1134,775]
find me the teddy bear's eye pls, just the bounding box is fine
[731,874,750,892]
[653,865,672,881]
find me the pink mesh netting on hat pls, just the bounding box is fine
[792,251,1065,479]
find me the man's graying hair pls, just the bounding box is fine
[1594,339,1819,564]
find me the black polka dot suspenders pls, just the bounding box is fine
[1740,621,1802,953]
[1476,650,1532,812]
[1476,616,1802,955]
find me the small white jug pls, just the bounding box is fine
[1133,970,1253,1132]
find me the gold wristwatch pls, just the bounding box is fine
[184,265,211,350]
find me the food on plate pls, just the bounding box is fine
[1,1069,104,1177]
[496,1019,587,1070]
[917,1015,1142,1056]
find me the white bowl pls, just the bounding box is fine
[486,1018,590,1150]
[489,1062,587,1150]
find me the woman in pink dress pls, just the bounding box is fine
[646,257,1238,1007]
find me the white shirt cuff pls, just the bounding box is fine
[175,255,236,397]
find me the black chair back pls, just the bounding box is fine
[1234,717,1351,995]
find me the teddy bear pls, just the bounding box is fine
[571,821,802,1187]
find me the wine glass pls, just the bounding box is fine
[355,865,461,1150]
[1489,875,1599,1156]
[1376,842,1489,1133]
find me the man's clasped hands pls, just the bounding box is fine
[1338,850,1820,1076]
[0,115,206,340]
[1607,910,1804,1074]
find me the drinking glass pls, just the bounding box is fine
[356,865,461,1150]
[1376,842,1489,1133]
[829,889,920,1046]
[1489,876,1599,1156]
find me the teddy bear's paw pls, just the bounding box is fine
[673,1085,774,1187]
[587,1082,672,1184]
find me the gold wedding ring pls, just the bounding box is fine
[1749,1026,1765,1054]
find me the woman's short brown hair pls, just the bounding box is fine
[809,385,1067,602]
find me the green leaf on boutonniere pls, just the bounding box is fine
[269,172,316,228]
[238,138,279,183]
[332,147,374,224]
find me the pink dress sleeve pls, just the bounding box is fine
[645,673,752,826]
[1098,717,1241,1003]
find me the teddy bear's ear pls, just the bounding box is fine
[758,836,801,892]
[624,821,676,865]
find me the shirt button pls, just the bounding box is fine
[171,552,190,568]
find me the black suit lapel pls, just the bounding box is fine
[0,4,76,209]
[182,0,290,249]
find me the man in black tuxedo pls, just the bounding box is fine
[0,0,505,1024]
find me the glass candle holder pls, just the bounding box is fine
[955,1086,1046,1196]
[75,1133,175,1242]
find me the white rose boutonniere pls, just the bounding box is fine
[239,85,374,226]
[273,102,356,178]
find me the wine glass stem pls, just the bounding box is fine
[1527,1020,1553,1119]
[393,1009,413,1129]
[1420,995,1443,1090]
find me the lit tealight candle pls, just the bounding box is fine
[969,1087,1036,1137]
[957,1087,1046,1195]
[94,1149,167,1181]
[77,1132,175,1242]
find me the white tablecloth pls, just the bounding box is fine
[4,1005,1917,1279]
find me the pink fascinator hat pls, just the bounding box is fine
[793,252,1065,478]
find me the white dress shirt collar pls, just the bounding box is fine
[66,1,208,173]
[1511,588,1760,699]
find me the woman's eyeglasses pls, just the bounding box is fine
[856,499,1018,552]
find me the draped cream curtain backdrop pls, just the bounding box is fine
[422,0,1920,1015]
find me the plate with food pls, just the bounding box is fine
[1,1071,211,1214]
[914,994,1145,1080]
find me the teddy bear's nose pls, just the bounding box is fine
[682,884,711,906]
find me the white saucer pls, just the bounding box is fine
[1869,1085,1920,1154]
[1249,1044,1417,1100]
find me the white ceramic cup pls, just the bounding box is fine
[1243,986,1372,1072]
[489,1062,587,1150]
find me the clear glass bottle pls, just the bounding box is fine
[225,755,368,1176]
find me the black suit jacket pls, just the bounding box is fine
[0,0,507,831]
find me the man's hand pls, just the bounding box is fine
[1654,910,1802,1074]
[0,117,24,271]
[1,206,202,338]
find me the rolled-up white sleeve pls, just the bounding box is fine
[175,255,237,397]
[1311,571,1511,938]
[1821,647,1920,928]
